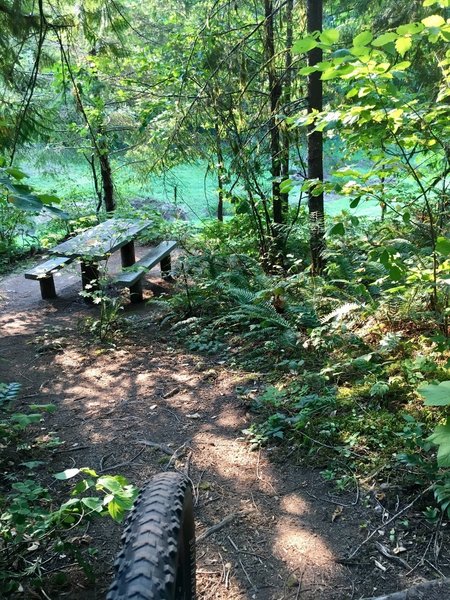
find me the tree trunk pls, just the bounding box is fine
[215,126,224,222]
[98,134,115,213]
[307,0,326,275]
[264,0,283,226]
[280,0,294,221]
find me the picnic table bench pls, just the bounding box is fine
[24,218,177,302]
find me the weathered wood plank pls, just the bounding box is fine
[113,241,177,288]
[49,219,151,260]
[24,256,73,280]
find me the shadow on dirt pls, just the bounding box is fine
[0,265,423,600]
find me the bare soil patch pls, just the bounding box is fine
[1,253,449,599]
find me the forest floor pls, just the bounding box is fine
[1,249,449,600]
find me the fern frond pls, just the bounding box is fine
[321,302,361,324]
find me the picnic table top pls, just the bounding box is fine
[49,218,151,261]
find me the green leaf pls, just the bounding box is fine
[353,30,373,46]
[107,499,125,522]
[293,37,318,54]
[396,23,424,35]
[97,475,124,493]
[395,36,412,56]
[280,178,294,193]
[329,222,345,236]
[37,193,61,205]
[392,61,411,71]
[418,381,450,406]
[422,14,446,28]
[81,497,103,512]
[372,32,398,47]
[54,468,81,480]
[11,413,41,427]
[427,420,450,467]
[320,29,340,44]
[81,467,99,477]
[436,237,450,256]
[5,167,27,180]
[71,479,94,494]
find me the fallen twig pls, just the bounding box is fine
[375,542,411,569]
[197,513,238,542]
[163,387,180,399]
[53,445,89,454]
[136,440,174,455]
[98,447,146,473]
[346,485,433,560]
[239,557,256,590]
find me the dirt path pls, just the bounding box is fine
[0,255,440,599]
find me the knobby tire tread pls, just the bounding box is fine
[107,472,196,600]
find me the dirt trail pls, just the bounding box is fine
[0,254,433,599]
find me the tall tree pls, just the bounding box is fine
[307,0,325,275]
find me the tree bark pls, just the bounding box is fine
[280,0,294,221]
[264,0,283,226]
[215,126,224,222]
[98,130,115,213]
[307,0,326,275]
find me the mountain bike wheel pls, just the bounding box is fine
[107,472,196,600]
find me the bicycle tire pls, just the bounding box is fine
[107,472,196,600]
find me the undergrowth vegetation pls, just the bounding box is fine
[155,210,450,517]
[0,382,137,596]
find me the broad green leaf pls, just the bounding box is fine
[395,36,412,56]
[81,497,103,512]
[423,0,449,5]
[427,420,450,467]
[392,61,412,71]
[280,179,294,193]
[97,475,124,493]
[54,468,81,480]
[436,237,450,256]
[353,30,373,46]
[320,29,340,44]
[299,66,317,75]
[5,167,27,180]
[372,32,398,47]
[422,14,446,28]
[329,222,345,236]
[71,479,94,494]
[107,499,125,522]
[293,37,318,54]
[37,193,61,205]
[418,381,450,406]
[81,467,99,477]
[9,194,43,212]
[397,23,425,35]
[332,49,352,59]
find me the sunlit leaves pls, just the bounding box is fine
[292,36,318,54]
[372,32,398,47]
[418,381,450,406]
[395,36,412,56]
[320,29,340,44]
[422,14,446,28]
[353,31,373,47]
[427,419,450,467]
[436,237,450,256]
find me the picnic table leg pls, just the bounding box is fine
[160,255,173,281]
[81,261,100,302]
[120,241,143,303]
[39,277,57,300]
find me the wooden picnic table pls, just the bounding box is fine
[49,217,151,293]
